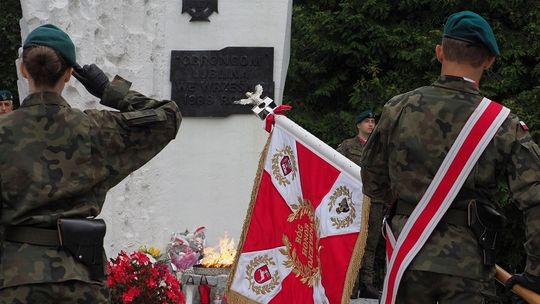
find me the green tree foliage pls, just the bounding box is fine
[284,0,540,299]
[0,0,22,108]
[285,0,540,145]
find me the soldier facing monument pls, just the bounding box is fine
[0,24,181,302]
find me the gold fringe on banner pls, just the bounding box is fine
[226,134,273,304]
[341,195,371,304]
[227,290,262,304]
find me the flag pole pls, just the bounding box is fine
[235,84,361,180]
[495,265,540,304]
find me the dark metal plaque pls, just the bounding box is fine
[170,47,274,117]
[182,0,218,22]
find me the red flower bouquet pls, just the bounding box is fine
[107,250,185,304]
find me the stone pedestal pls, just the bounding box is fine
[180,270,229,304]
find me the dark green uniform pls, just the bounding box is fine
[0,76,181,303]
[337,136,384,294]
[337,136,365,165]
[361,75,540,302]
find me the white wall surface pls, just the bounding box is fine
[18,0,292,256]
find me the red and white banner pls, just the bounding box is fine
[382,97,510,304]
[227,115,369,304]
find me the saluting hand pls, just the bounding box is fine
[72,63,110,99]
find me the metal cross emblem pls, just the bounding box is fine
[182,0,218,22]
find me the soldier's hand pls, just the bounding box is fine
[509,293,527,304]
[505,272,540,302]
[72,63,110,99]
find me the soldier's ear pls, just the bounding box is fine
[63,67,73,83]
[435,44,444,63]
[20,62,29,79]
[483,56,495,70]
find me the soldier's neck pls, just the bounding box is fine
[440,62,484,84]
[28,82,65,95]
[358,133,369,142]
[26,73,68,95]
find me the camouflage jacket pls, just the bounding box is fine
[0,76,181,288]
[336,136,365,165]
[361,75,540,280]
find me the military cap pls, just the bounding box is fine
[443,11,500,56]
[0,90,13,103]
[23,24,76,66]
[356,110,375,124]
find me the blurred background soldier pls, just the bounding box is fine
[337,110,382,299]
[337,110,375,164]
[0,90,14,114]
[0,24,181,303]
[361,11,540,303]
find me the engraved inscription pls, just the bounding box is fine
[171,47,274,117]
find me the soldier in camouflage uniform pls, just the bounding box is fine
[337,110,376,165]
[338,111,382,299]
[361,11,540,303]
[0,24,181,303]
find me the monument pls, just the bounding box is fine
[17,0,292,256]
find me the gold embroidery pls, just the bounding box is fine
[328,186,356,229]
[245,255,281,295]
[280,197,321,287]
[271,145,297,186]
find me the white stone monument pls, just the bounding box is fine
[17,0,292,256]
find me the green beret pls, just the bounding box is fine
[443,11,499,56]
[23,24,76,66]
[356,110,375,124]
[0,90,13,102]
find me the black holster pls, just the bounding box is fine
[57,218,107,281]
[467,200,506,266]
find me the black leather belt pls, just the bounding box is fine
[395,200,468,226]
[4,226,60,246]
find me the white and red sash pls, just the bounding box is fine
[382,97,510,304]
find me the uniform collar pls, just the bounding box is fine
[20,91,71,108]
[432,75,481,96]
[357,135,367,145]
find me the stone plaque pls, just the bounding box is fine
[170,47,274,117]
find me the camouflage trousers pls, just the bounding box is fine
[359,201,384,284]
[0,280,110,304]
[396,270,497,304]
[351,202,384,297]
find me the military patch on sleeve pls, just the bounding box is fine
[519,120,529,131]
